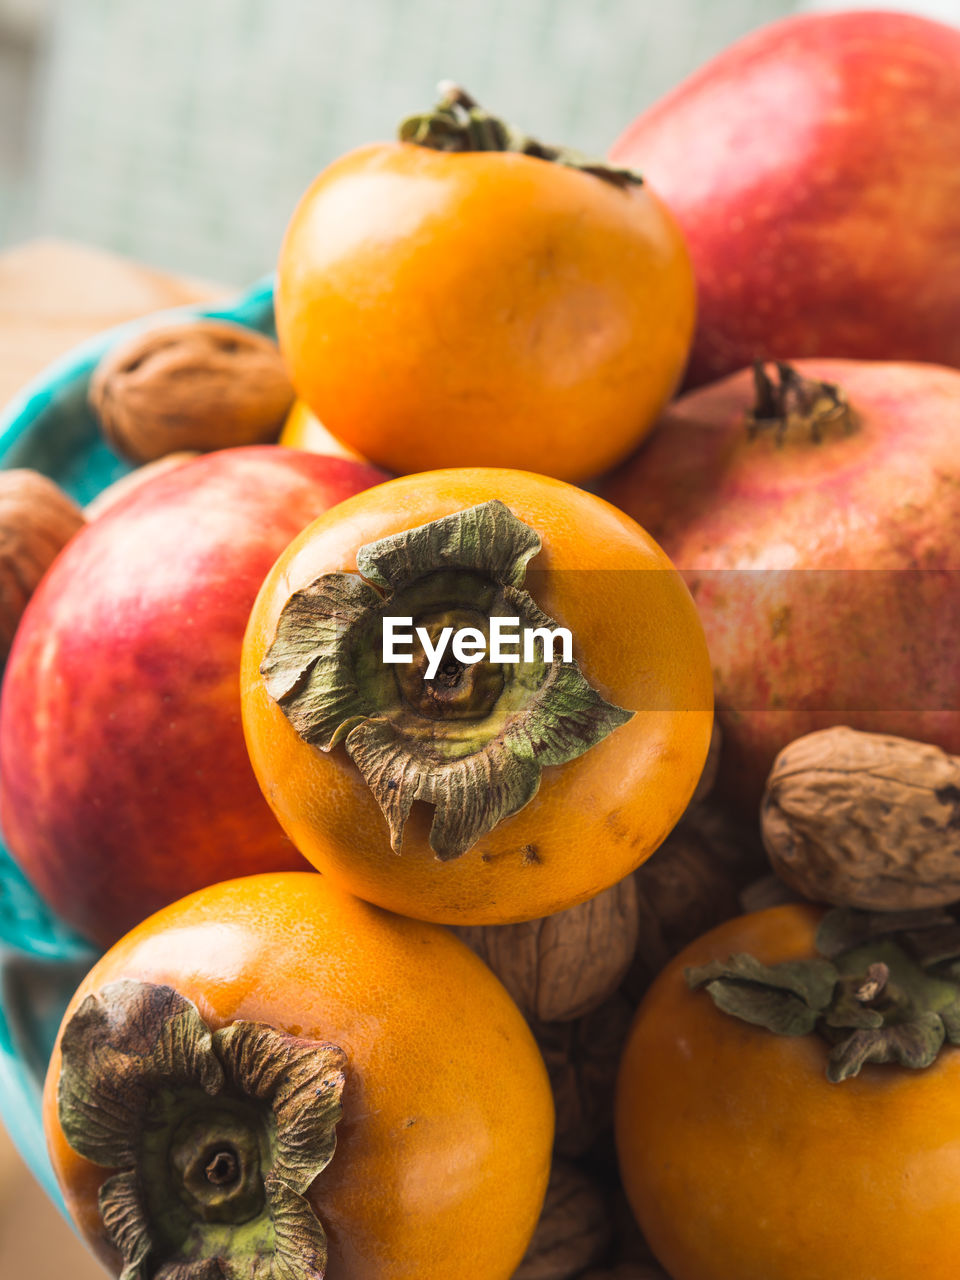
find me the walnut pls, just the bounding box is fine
[454,877,639,1022]
[690,717,722,805]
[89,320,295,463]
[85,452,198,519]
[513,1160,612,1280]
[531,994,633,1159]
[580,1266,670,1280]
[0,469,85,660]
[762,726,960,910]
[739,872,804,914]
[682,799,767,881]
[607,1188,666,1273]
[624,820,745,1000]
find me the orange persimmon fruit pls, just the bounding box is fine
[43,872,554,1280]
[241,467,713,925]
[279,400,369,464]
[617,904,960,1280]
[275,85,695,481]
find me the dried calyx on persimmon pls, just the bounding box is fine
[688,904,960,1082]
[57,981,346,1279]
[260,500,632,861]
[241,469,713,926]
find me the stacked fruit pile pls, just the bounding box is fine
[2,10,960,1279]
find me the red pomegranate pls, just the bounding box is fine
[610,10,960,387]
[601,359,960,810]
[0,447,387,946]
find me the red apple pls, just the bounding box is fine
[601,359,960,810]
[0,446,387,946]
[609,10,960,387]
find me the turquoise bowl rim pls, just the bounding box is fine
[0,272,277,1210]
[0,273,276,445]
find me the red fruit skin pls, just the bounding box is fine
[609,10,960,388]
[0,447,387,947]
[601,359,960,809]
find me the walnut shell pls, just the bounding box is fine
[0,470,85,660]
[689,717,722,806]
[84,452,199,518]
[681,799,767,881]
[513,1160,612,1280]
[609,1187,661,1270]
[581,1266,670,1280]
[531,994,633,1159]
[624,821,745,1001]
[454,877,639,1023]
[89,320,295,463]
[739,872,804,914]
[762,726,960,910]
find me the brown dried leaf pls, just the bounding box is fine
[762,726,960,911]
[512,1161,612,1280]
[454,877,639,1022]
[89,320,295,463]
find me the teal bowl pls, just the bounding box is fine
[0,275,276,1209]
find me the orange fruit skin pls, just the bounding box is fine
[279,400,369,464]
[616,905,960,1280]
[241,469,713,925]
[43,872,554,1280]
[276,142,695,481]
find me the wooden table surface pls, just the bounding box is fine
[0,238,226,408]
[0,236,226,1276]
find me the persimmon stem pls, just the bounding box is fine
[687,907,960,1083]
[259,500,633,859]
[854,962,890,1004]
[57,980,347,1279]
[398,84,644,191]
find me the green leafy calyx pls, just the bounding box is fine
[58,981,346,1279]
[398,82,643,191]
[687,907,960,1082]
[260,500,634,858]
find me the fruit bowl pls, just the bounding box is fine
[0,275,275,1205]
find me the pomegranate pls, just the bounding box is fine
[601,359,960,809]
[609,10,960,387]
[0,447,387,946]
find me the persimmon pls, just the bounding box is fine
[279,400,369,463]
[43,872,554,1280]
[616,903,960,1280]
[276,84,695,481]
[241,468,713,925]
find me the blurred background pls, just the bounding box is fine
[0,0,955,1273]
[1,0,949,288]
